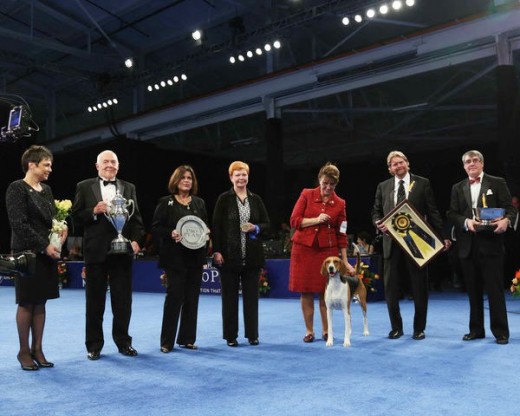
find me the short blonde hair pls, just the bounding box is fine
[228,161,249,176]
[318,162,340,184]
[386,150,409,167]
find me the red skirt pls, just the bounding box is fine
[288,241,340,293]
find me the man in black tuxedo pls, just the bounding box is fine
[448,150,515,345]
[372,151,450,341]
[72,150,145,360]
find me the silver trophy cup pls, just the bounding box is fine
[104,191,135,254]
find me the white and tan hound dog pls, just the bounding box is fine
[321,256,369,347]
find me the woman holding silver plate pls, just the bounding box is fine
[152,165,209,353]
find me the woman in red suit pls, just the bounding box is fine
[289,163,355,342]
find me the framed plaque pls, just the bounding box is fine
[176,215,209,250]
[380,199,443,268]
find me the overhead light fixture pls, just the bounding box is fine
[392,0,403,10]
[366,9,376,18]
[379,4,389,14]
[229,40,282,65]
[124,58,134,68]
[342,16,350,25]
[354,14,363,23]
[87,97,119,114]
[146,72,188,92]
[405,0,415,6]
[192,30,202,41]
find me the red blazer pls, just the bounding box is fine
[290,187,348,249]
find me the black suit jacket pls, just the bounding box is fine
[371,174,446,259]
[448,174,515,258]
[72,178,145,264]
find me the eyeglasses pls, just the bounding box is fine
[463,157,482,165]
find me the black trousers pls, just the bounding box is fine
[85,255,133,352]
[160,266,202,349]
[384,247,429,333]
[220,266,260,341]
[460,242,509,339]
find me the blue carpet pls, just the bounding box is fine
[1,286,519,416]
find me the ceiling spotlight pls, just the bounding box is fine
[342,16,350,26]
[154,84,160,90]
[379,4,389,14]
[113,98,118,104]
[107,99,113,105]
[354,14,363,23]
[238,54,245,61]
[124,58,134,68]
[147,85,153,92]
[173,76,179,82]
[87,106,93,112]
[264,43,272,52]
[405,0,415,6]
[97,104,102,109]
[366,9,376,18]
[192,30,202,41]
[102,102,108,108]
[273,40,281,49]
[247,50,253,58]
[92,107,98,111]
[160,81,166,87]
[181,74,187,81]
[392,1,402,10]
[255,48,263,55]
[230,56,236,64]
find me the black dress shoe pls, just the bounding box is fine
[160,346,172,353]
[87,351,101,361]
[31,354,54,368]
[17,354,38,371]
[496,336,509,345]
[412,331,425,340]
[462,333,485,341]
[226,339,239,347]
[388,330,404,339]
[118,346,138,356]
[248,339,259,346]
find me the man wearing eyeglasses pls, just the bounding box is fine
[448,150,516,345]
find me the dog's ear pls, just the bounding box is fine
[339,259,349,277]
[320,259,329,278]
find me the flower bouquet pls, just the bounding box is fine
[50,199,72,251]
[259,267,270,296]
[357,262,380,292]
[510,269,520,297]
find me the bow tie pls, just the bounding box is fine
[100,178,116,186]
[469,177,481,185]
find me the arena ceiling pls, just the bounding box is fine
[1,0,520,167]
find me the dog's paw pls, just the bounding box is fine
[343,340,351,348]
[363,330,370,336]
[326,340,333,347]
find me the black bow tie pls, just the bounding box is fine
[100,178,116,186]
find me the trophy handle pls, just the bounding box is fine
[126,199,135,219]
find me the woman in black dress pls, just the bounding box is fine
[152,165,209,353]
[5,145,64,370]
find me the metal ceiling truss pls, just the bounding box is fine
[47,7,520,154]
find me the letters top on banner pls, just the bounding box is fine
[380,199,443,269]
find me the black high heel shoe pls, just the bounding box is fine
[17,353,38,371]
[31,353,54,368]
